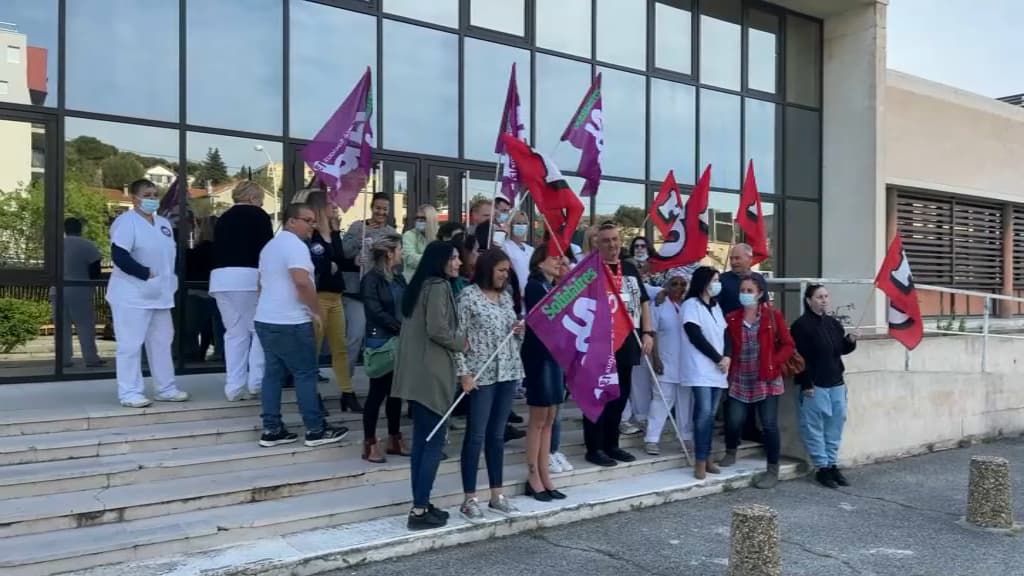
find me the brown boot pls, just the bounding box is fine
[387,434,411,456]
[362,438,386,463]
[706,460,721,474]
[694,460,707,480]
[719,449,737,467]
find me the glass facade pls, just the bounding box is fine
[0,0,822,381]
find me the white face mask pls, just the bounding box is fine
[708,281,722,297]
[634,250,648,262]
[414,220,426,233]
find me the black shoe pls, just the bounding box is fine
[304,425,348,447]
[525,482,553,502]
[508,411,524,424]
[831,466,850,487]
[340,392,363,413]
[546,489,567,500]
[427,503,449,521]
[606,447,636,463]
[318,374,329,383]
[815,468,839,489]
[85,359,108,368]
[259,428,299,447]
[408,508,446,530]
[585,451,618,467]
[504,425,526,442]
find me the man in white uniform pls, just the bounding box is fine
[106,179,189,408]
[255,203,348,448]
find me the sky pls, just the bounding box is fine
[887,0,1024,98]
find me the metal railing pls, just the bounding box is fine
[765,276,1024,373]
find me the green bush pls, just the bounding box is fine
[0,298,51,353]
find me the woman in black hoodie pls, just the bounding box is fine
[790,284,859,489]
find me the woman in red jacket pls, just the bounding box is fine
[718,275,794,488]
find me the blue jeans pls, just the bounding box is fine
[410,401,446,508]
[799,385,848,469]
[461,379,517,493]
[255,322,325,434]
[691,387,723,461]
[725,394,780,465]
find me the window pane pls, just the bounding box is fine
[784,199,820,276]
[62,118,181,376]
[783,107,820,198]
[650,78,695,185]
[654,2,692,74]
[536,0,591,58]
[594,180,645,240]
[786,15,821,107]
[0,281,56,377]
[744,98,776,194]
[535,54,591,171]
[1,119,47,270]
[599,67,645,179]
[187,0,282,135]
[290,1,377,140]
[699,0,740,90]
[67,0,178,121]
[699,89,740,189]
[471,0,525,36]
[0,1,58,106]
[382,21,458,157]
[384,0,458,27]
[747,9,778,93]
[596,0,646,70]
[464,39,530,161]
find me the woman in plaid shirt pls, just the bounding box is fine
[718,276,795,489]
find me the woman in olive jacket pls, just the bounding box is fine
[393,241,465,531]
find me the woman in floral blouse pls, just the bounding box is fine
[455,248,525,521]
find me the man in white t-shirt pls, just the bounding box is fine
[254,203,348,449]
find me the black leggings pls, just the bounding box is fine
[363,372,402,439]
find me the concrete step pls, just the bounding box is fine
[0,427,761,537]
[0,448,783,576]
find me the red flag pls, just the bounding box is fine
[737,160,769,265]
[648,166,711,273]
[605,273,633,352]
[874,235,924,350]
[500,135,584,257]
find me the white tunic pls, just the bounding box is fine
[105,210,177,310]
[652,298,686,384]
[502,240,534,294]
[679,298,728,388]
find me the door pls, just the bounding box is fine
[423,163,499,232]
[0,112,59,380]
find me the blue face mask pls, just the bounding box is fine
[512,223,528,239]
[415,220,426,233]
[708,281,722,297]
[739,293,758,307]
[139,198,160,214]
[496,212,510,224]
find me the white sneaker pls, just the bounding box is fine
[548,453,564,474]
[619,421,642,436]
[225,389,251,402]
[154,389,190,402]
[120,396,152,408]
[554,452,574,472]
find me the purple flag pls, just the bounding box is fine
[560,73,603,197]
[495,63,525,200]
[302,67,375,212]
[525,251,620,423]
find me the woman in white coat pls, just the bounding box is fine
[107,179,190,408]
[643,272,694,456]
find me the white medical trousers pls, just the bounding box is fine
[213,291,264,397]
[644,380,694,444]
[111,305,177,402]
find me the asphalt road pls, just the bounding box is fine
[332,438,1024,576]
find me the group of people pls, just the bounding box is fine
[104,178,860,533]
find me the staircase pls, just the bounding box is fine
[0,374,789,576]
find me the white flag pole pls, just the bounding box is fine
[632,331,693,466]
[486,155,502,249]
[426,329,517,442]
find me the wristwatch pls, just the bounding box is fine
[643,330,656,337]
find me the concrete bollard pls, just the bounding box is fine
[728,504,781,576]
[966,455,1015,529]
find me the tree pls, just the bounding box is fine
[196,147,229,186]
[64,177,114,260]
[612,205,646,229]
[100,153,145,189]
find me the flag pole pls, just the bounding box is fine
[359,164,377,277]
[852,284,877,331]
[426,329,517,442]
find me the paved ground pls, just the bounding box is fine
[334,439,1024,576]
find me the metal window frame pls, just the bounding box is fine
[0,0,824,383]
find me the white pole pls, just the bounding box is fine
[486,155,503,249]
[426,330,517,442]
[633,331,692,466]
